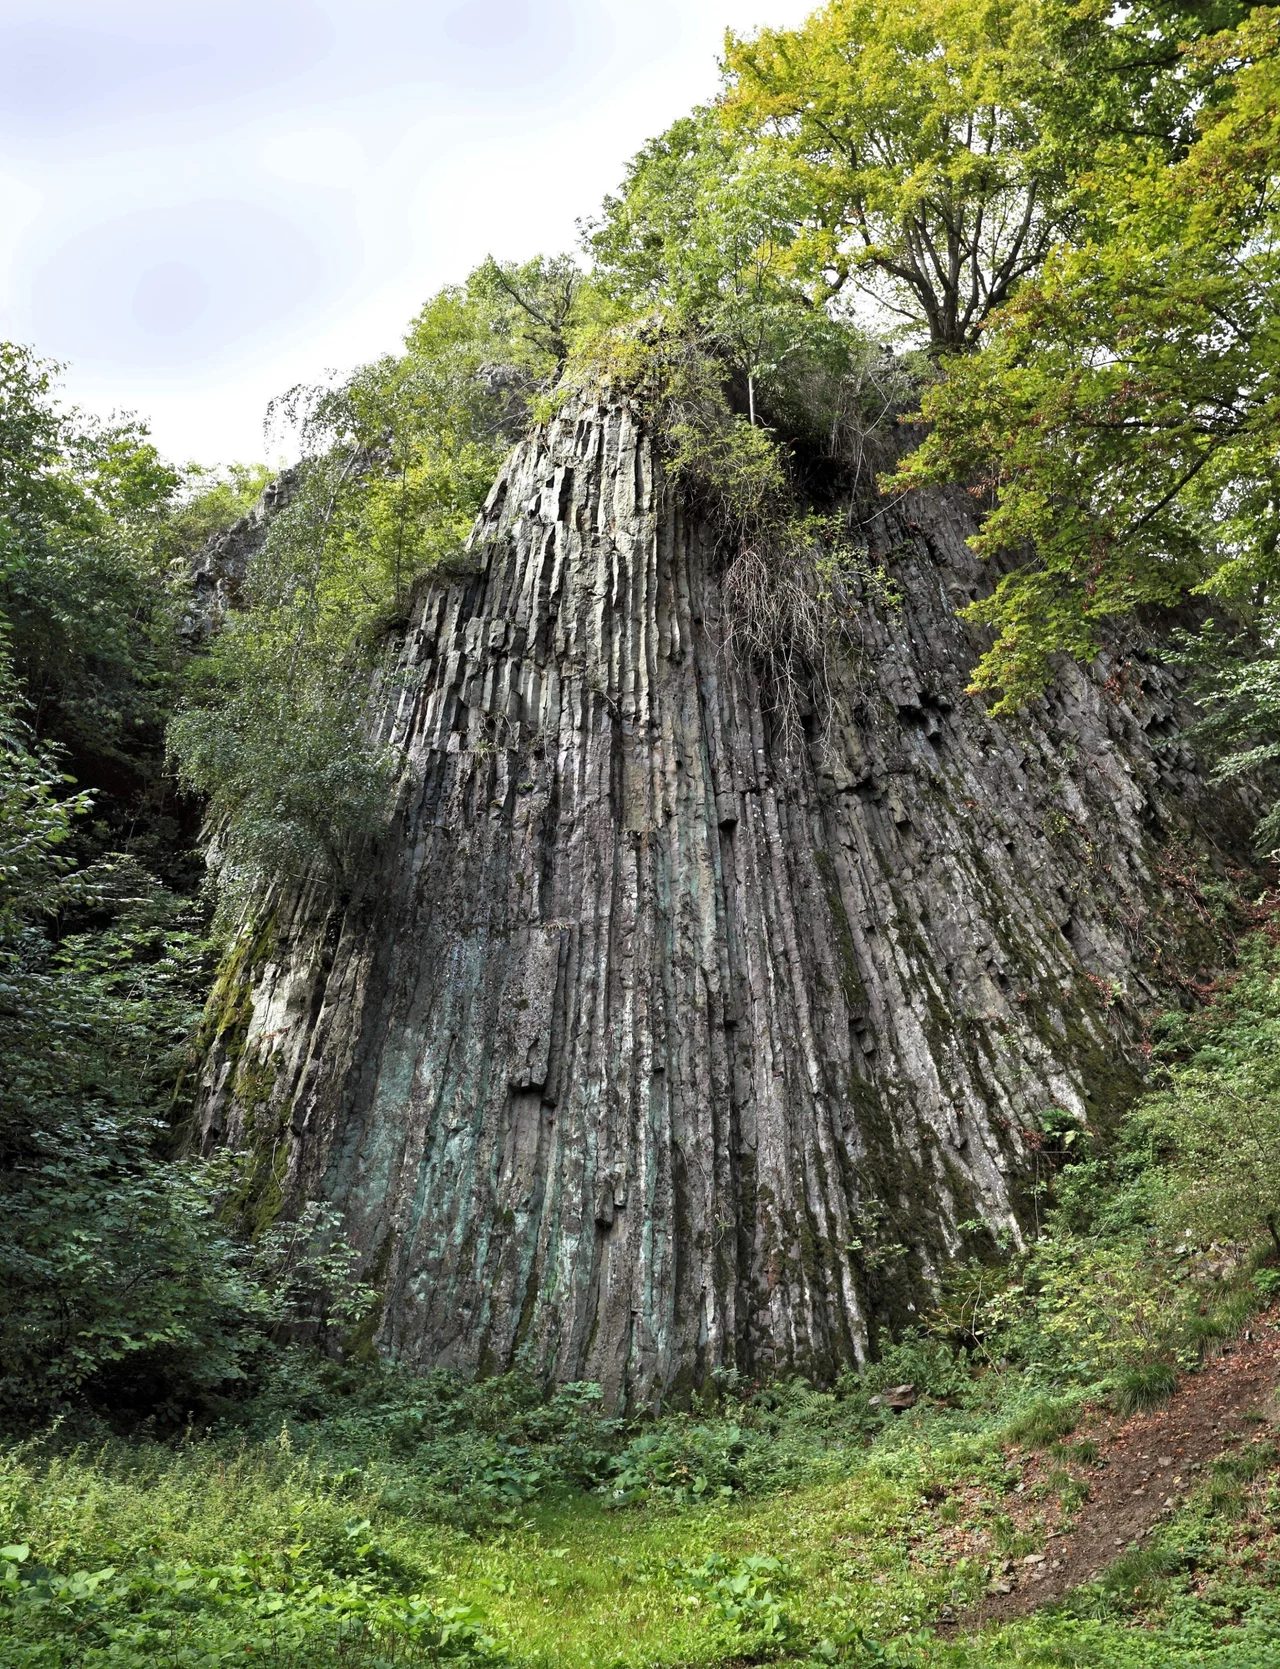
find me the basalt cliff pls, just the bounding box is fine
[194,399,1251,1408]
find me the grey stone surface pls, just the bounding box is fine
[195,400,1252,1406]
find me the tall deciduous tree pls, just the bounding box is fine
[588,112,849,424]
[0,343,182,775]
[720,0,1067,351]
[719,2,1262,353]
[896,7,1280,711]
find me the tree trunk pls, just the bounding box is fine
[195,399,1255,1407]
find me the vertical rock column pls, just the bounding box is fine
[196,400,1249,1406]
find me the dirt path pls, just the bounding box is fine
[968,1318,1280,1627]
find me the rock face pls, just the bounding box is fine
[196,400,1249,1407]
[182,467,300,642]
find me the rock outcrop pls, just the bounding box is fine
[182,467,300,642]
[195,400,1251,1407]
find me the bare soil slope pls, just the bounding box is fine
[973,1318,1280,1625]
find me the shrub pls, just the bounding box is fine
[679,1553,796,1643]
[0,1539,505,1668]
[0,670,256,1421]
[223,1359,627,1529]
[170,261,586,908]
[861,1334,975,1405]
[606,1418,767,1506]
[1136,929,1280,1259]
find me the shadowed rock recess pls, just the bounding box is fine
[196,399,1250,1407]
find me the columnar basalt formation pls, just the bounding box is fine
[196,400,1249,1407]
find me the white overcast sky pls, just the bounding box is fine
[0,0,814,468]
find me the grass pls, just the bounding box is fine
[1003,1399,1079,1449]
[5,1391,1280,1669]
[3,1182,1277,1668]
[1049,1441,1098,1465]
[1110,1361,1178,1417]
[1211,1440,1278,1486]
[0,1427,989,1668]
[4,1242,1277,1669]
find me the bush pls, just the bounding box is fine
[0,1539,505,1668]
[170,261,587,907]
[862,1335,976,1406]
[606,1419,763,1506]
[929,929,1280,1408]
[678,1553,796,1643]
[221,1359,626,1530]
[0,674,237,1419]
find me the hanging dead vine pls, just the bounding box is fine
[722,517,901,763]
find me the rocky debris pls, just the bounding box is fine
[195,398,1256,1407]
[870,1384,918,1412]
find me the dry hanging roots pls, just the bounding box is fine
[722,541,827,757]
